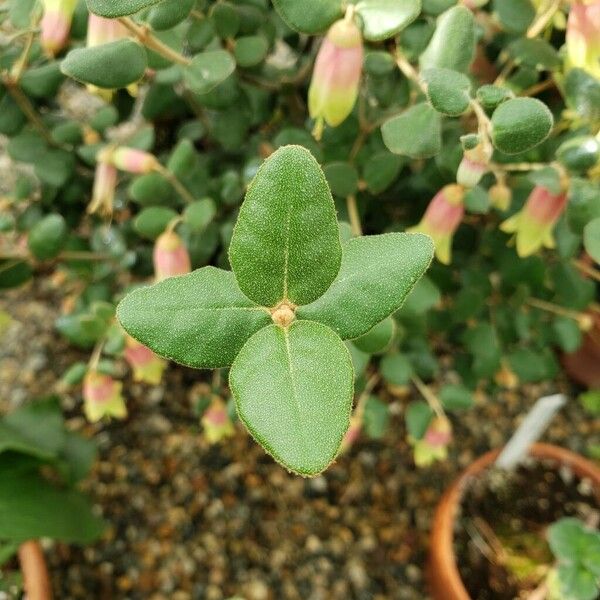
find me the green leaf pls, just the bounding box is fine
[323,162,359,197]
[133,207,177,240]
[405,400,433,439]
[440,384,474,411]
[419,5,475,73]
[147,0,194,30]
[493,0,535,34]
[557,136,600,174]
[549,518,591,561]
[61,39,147,88]
[584,218,600,263]
[491,98,553,155]
[380,353,414,386]
[557,564,598,600]
[476,84,512,111]
[363,152,403,194]
[507,38,560,71]
[184,50,236,95]
[355,0,421,41]
[580,390,600,416]
[229,145,342,307]
[552,317,582,353]
[0,463,104,544]
[229,321,354,476]
[271,0,342,34]
[234,36,269,68]
[297,233,434,340]
[27,214,67,260]
[352,316,395,354]
[564,69,600,124]
[382,103,442,158]
[86,0,162,17]
[183,198,216,232]
[0,260,33,289]
[363,396,390,439]
[423,68,471,116]
[117,267,271,369]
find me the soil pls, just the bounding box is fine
[1,280,599,600]
[455,460,600,599]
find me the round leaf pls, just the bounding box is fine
[323,162,359,197]
[183,199,216,232]
[584,218,600,263]
[229,145,342,308]
[271,0,342,34]
[86,0,163,17]
[355,0,421,41]
[234,36,269,68]
[133,207,177,240]
[382,103,442,158]
[27,214,67,260]
[229,321,354,476]
[184,50,236,95]
[61,39,147,89]
[491,97,553,155]
[423,67,471,116]
[352,317,395,354]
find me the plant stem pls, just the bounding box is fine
[527,0,562,38]
[572,259,600,283]
[395,50,427,94]
[153,163,196,204]
[2,75,55,146]
[118,17,191,66]
[346,194,362,236]
[527,297,590,326]
[411,375,445,418]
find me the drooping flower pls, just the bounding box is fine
[109,147,158,174]
[86,14,137,99]
[500,185,568,257]
[201,397,235,444]
[83,370,127,422]
[489,182,512,212]
[308,15,363,137]
[88,156,118,217]
[411,417,452,467]
[407,184,465,265]
[566,0,600,80]
[456,142,492,188]
[153,230,191,281]
[40,0,78,56]
[123,335,166,385]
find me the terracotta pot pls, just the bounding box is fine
[428,443,600,600]
[561,312,600,389]
[18,541,52,600]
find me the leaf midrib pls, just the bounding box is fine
[283,328,309,453]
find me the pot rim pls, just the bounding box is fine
[18,540,53,600]
[428,442,600,600]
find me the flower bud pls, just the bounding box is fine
[412,417,452,467]
[110,147,158,174]
[407,184,465,265]
[566,0,600,80]
[153,231,192,281]
[123,335,166,385]
[201,397,235,444]
[83,370,127,422]
[500,185,568,257]
[40,0,77,56]
[456,142,492,188]
[308,17,363,134]
[88,159,117,217]
[489,182,512,211]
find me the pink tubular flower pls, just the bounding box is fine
[110,147,158,174]
[308,16,363,135]
[500,185,568,257]
[40,0,77,56]
[153,231,192,281]
[411,417,452,467]
[123,336,166,385]
[456,143,492,188]
[566,0,600,80]
[83,370,127,422]
[202,398,235,444]
[88,158,117,217]
[340,414,362,454]
[407,184,465,265]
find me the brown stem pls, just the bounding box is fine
[527,0,562,38]
[153,163,196,204]
[411,375,445,418]
[118,17,191,66]
[18,541,52,600]
[572,259,600,283]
